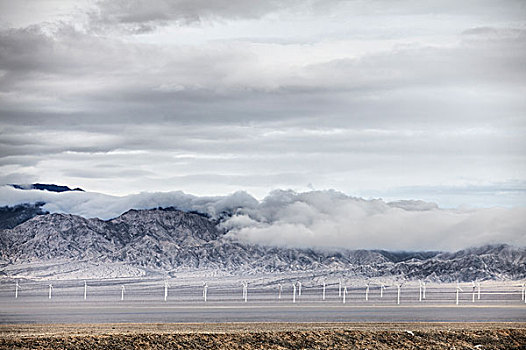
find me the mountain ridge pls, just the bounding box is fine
[9,183,85,193]
[1,207,524,281]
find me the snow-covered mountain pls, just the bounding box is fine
[0,207,524,281]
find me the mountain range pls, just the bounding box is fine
[1,203,524,281]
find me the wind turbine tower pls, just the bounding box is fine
[322,281,326,301]
[48,284,53,299]
[121,285,125,301]
[278,283,282,299]
[203,282,208,302]
[242,282,248,303]
[338,278,342,297]
[396,283,401,305]
[419,281,423,302]
[380,284,385,298]
[365,282,369,301]
[15,281,19,299]
[343,285,348,304]
[456,282,463,305]
[292,283,296,303]
[84,281,87,301]
[164,281,169,302]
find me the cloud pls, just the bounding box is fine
[1,186,524,251]
[0,185,258,220]
[221,190,526,251]
[0,2,524,207]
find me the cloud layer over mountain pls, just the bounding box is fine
[1,186,524,251]
[0,0,525,207]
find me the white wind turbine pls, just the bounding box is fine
[396,283,402,305]
[298,282,302,297]
[322,281,326,301]
[278,283,282,300]
[242,282,248,303]
[365,282,369,301]
[477,281,481,300]
[292,283,296,303]
[342,285,348,304]
[422,281,426,300]
[48,284,54,299]
[380,283,385,298]
[203,282,208,302]
[419,281,423,302]
[455,282,463,305]
[84,281,87,301]
[121,285,125,301]
[521,282,525,302]
[338,278,342,297]
[15,281,20,299]
[472,282,476,303]
[164,280,170,302]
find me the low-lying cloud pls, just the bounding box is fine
[1,186,524,252]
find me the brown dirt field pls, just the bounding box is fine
[1,323,525,349]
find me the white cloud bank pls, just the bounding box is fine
[1,186,524,251]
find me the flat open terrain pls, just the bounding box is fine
[2,301,526,324]
[2,278,525,324]
[1,278,524,348]
[1,322,525,349]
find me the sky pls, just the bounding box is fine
[0,0,525,209]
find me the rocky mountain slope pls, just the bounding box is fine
[0,202,48,229]
[0,207,524,281]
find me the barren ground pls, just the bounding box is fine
[1,322,525,349]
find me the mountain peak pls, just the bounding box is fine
[10,183,84,193]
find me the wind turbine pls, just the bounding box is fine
[84,281,87,301]
[419,281,423,302]
[15,281,19,299]
[456,282,463,305]
[278,283,282,300]
[477,281,481,300]
[242,282,248,303]
[472,282,476,303]
[521,282,525,301]
[121,285,125,301]
[422,281,426,299]
[164,280,169,302]
[380,283,385,298]
[322,281,326,301]
[342,285,348,304]
[338,278,342,297]
[292,283,296,303]
[396,283,402,305]
[365,282,370,301]
[203,282,208,302]
[48,284,54,299]
[298,282,302,297]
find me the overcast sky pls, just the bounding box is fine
[1,0,525,208]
